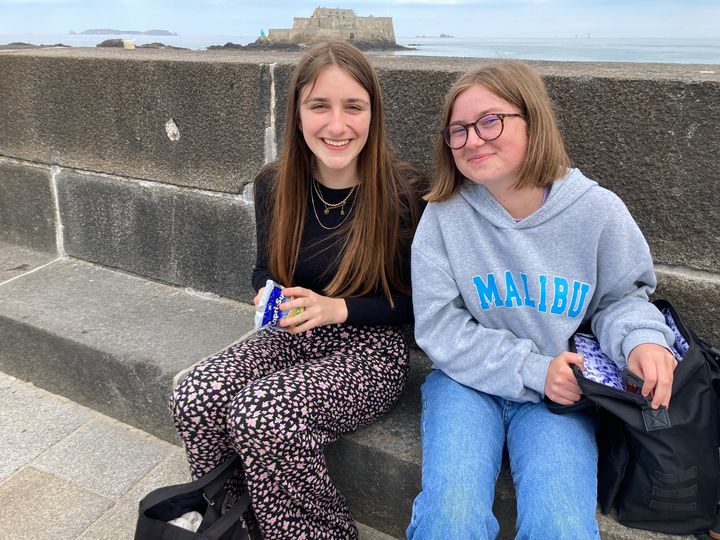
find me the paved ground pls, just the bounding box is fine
[0,371,396,539]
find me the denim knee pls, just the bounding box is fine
[407,482,497,540]
[515,461,599,540]
[516,504,599,540]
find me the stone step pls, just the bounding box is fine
[0,240,57,281]
[0,255,256,442]
[0,252,692,540]
[357,522,400,540]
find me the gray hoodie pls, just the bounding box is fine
[411,168,674,403]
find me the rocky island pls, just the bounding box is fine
[209,7,409,52]
[0,29,178,50]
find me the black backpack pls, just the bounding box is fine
[547,299,720,537]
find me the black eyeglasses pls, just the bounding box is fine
[441,113,524,149]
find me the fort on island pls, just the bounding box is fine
[266,7,397,47]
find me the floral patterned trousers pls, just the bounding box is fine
[170,324,408,539]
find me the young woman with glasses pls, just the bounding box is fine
[406,61,677,539]
[171,41,425,539]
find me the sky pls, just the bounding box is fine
[0,0,718,39]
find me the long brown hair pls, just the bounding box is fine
[428,60,570,202]
[267,41,423,303]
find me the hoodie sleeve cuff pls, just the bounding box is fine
[619,329,673,369]
[521,352,555,395]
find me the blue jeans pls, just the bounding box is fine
[407,370,600,540]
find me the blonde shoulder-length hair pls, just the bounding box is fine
[428,60,570,202]
[266,41,423,303]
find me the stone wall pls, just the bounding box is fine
[356,17,395,42]
[267,29,291,41]
[0,47,718,342]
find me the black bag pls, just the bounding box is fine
[134,454,251,540]
[547,299,720,536]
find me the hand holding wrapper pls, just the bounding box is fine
[254,280,303,331]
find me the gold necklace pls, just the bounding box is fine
[312,179,356,215]
[310,183,356,230]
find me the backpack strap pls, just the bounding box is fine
[699,339,720,367]
[696,338,720,396]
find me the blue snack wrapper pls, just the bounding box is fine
[254,279,303,331]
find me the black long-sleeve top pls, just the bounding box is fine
[251,168,421,326]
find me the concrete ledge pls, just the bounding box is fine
[0,257,256,441]
[0,161,57,252]
[655,265,720,343]
[56,170,257,302]
[0,240,57,282]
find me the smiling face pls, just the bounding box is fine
[298,64,371,188]
[449,83,528,193]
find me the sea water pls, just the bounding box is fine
[1,32,718,64]
[392,36,720,64]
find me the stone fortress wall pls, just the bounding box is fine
[268,7,396,43]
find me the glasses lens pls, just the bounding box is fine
[444,124,468,149]
[475,114,503,141]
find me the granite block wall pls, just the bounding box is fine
[0,48,717,340]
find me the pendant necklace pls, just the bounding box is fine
[310,180,357,230]
[312,179,356,215]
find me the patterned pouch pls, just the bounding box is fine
[572,333,626,391]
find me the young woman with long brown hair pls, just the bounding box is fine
[171,41,425,539]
